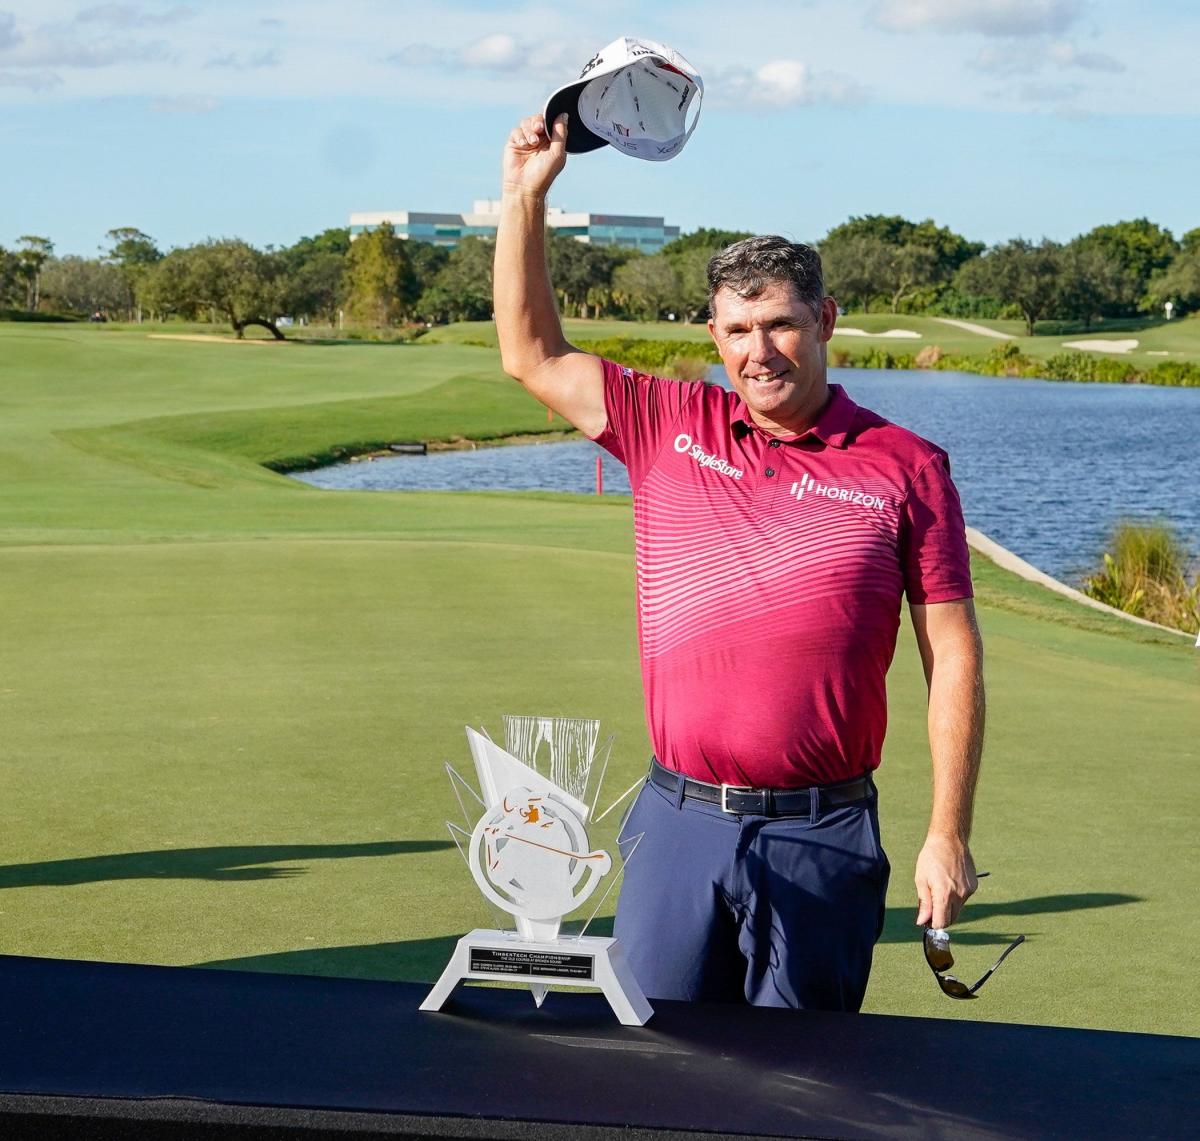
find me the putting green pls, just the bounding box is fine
[1,324,1196,1036]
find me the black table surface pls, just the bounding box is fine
[0,953,1195,1140]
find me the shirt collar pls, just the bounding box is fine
[730,383,858,449]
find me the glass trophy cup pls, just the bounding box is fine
[420,716,652,1026]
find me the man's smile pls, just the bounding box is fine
[744,369,788,384]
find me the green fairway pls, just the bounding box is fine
[2,323,1196,1036]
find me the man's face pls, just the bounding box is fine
[707,280,838,436]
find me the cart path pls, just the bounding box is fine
[931,318,1015,339]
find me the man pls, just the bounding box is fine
[495,112,983,1011]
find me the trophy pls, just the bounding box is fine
[420,716,652,1026]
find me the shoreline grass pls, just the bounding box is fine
[1082,521,1200,633]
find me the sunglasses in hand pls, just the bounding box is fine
[923,926,1026,999]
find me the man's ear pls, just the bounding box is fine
[819,296,839,343]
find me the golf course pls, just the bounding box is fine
[428,309,1200,377]
[2,320,1196,1038]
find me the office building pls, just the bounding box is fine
[349,200,679,252]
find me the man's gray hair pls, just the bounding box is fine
[706,236,825,318]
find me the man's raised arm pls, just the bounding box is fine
[495,112,606,439]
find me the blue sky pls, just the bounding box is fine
[2,0,1197,257]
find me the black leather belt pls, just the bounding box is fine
[649,757,871,817]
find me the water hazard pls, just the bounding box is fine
[291,367,1200,583]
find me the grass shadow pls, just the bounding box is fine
[1034,316,1164,336]
[0,840,453,889]
[879,892,1142,945]
[199,934,461,983]
[285,337,427,349]
[196,897,1145,988]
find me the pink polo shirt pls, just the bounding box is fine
[593,360,973,788]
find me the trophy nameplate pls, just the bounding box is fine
[420,717,652,1026]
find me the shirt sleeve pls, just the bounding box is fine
[590,358,699,493]
[899,451,974,605]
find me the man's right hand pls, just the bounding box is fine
[503,113,568,199]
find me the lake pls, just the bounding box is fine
[291,368,1200,584]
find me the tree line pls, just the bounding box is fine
[2,216,1198,337]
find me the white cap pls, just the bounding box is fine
[544,36,703,162]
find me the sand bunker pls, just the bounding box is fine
[1061,339,1139,354]
[833,328,922,339]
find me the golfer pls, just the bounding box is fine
[495,112,983,1010]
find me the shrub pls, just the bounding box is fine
[0,308,77,323]
[1083,521,1199,633]
[860,346,915,370]
[1146,359,1200,387]
[340,324,425,344]
[915,344,943,369]
[576,338,720,373]
[1041,352,1139,383]
[932,353,976,373]
[667,353,714,381]
[980,341,1034,377]
[1037,355,1199,386]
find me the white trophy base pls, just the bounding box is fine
[419,928,653,1027]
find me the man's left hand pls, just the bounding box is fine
[915,834,977,928]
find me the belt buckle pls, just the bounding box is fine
[719,783,754,814]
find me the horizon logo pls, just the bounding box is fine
[673,433,744,480]
[791,472,887,511]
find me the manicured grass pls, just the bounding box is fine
[825,311,1200,371]
[2,322,1197,1036]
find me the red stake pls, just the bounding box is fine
[596,455,603,496]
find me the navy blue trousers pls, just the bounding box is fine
[613,775,890,1011]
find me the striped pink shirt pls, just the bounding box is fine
[593,360,973,787]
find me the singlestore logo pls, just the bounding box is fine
[790,472,887,511]
[673,433,744,480]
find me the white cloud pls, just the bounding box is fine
[75,4,194,29]
[387,33,862,112]
[388,32,582,81]
[0,1,1181,119]
[0,67,61,90]
[871,0,1083,37]
[16,32,171,68]
[0,9,173,71]
[981,77,1085,109]
[1050,44,1123,73]
[149,93,217,113]
[205,48,280,70]
[460,33,521,70]
[975,38,1124,77]
[716,59,864,108]
[0,11,19,52]
[974,43,1040,77]
[1015,79,1082,102]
